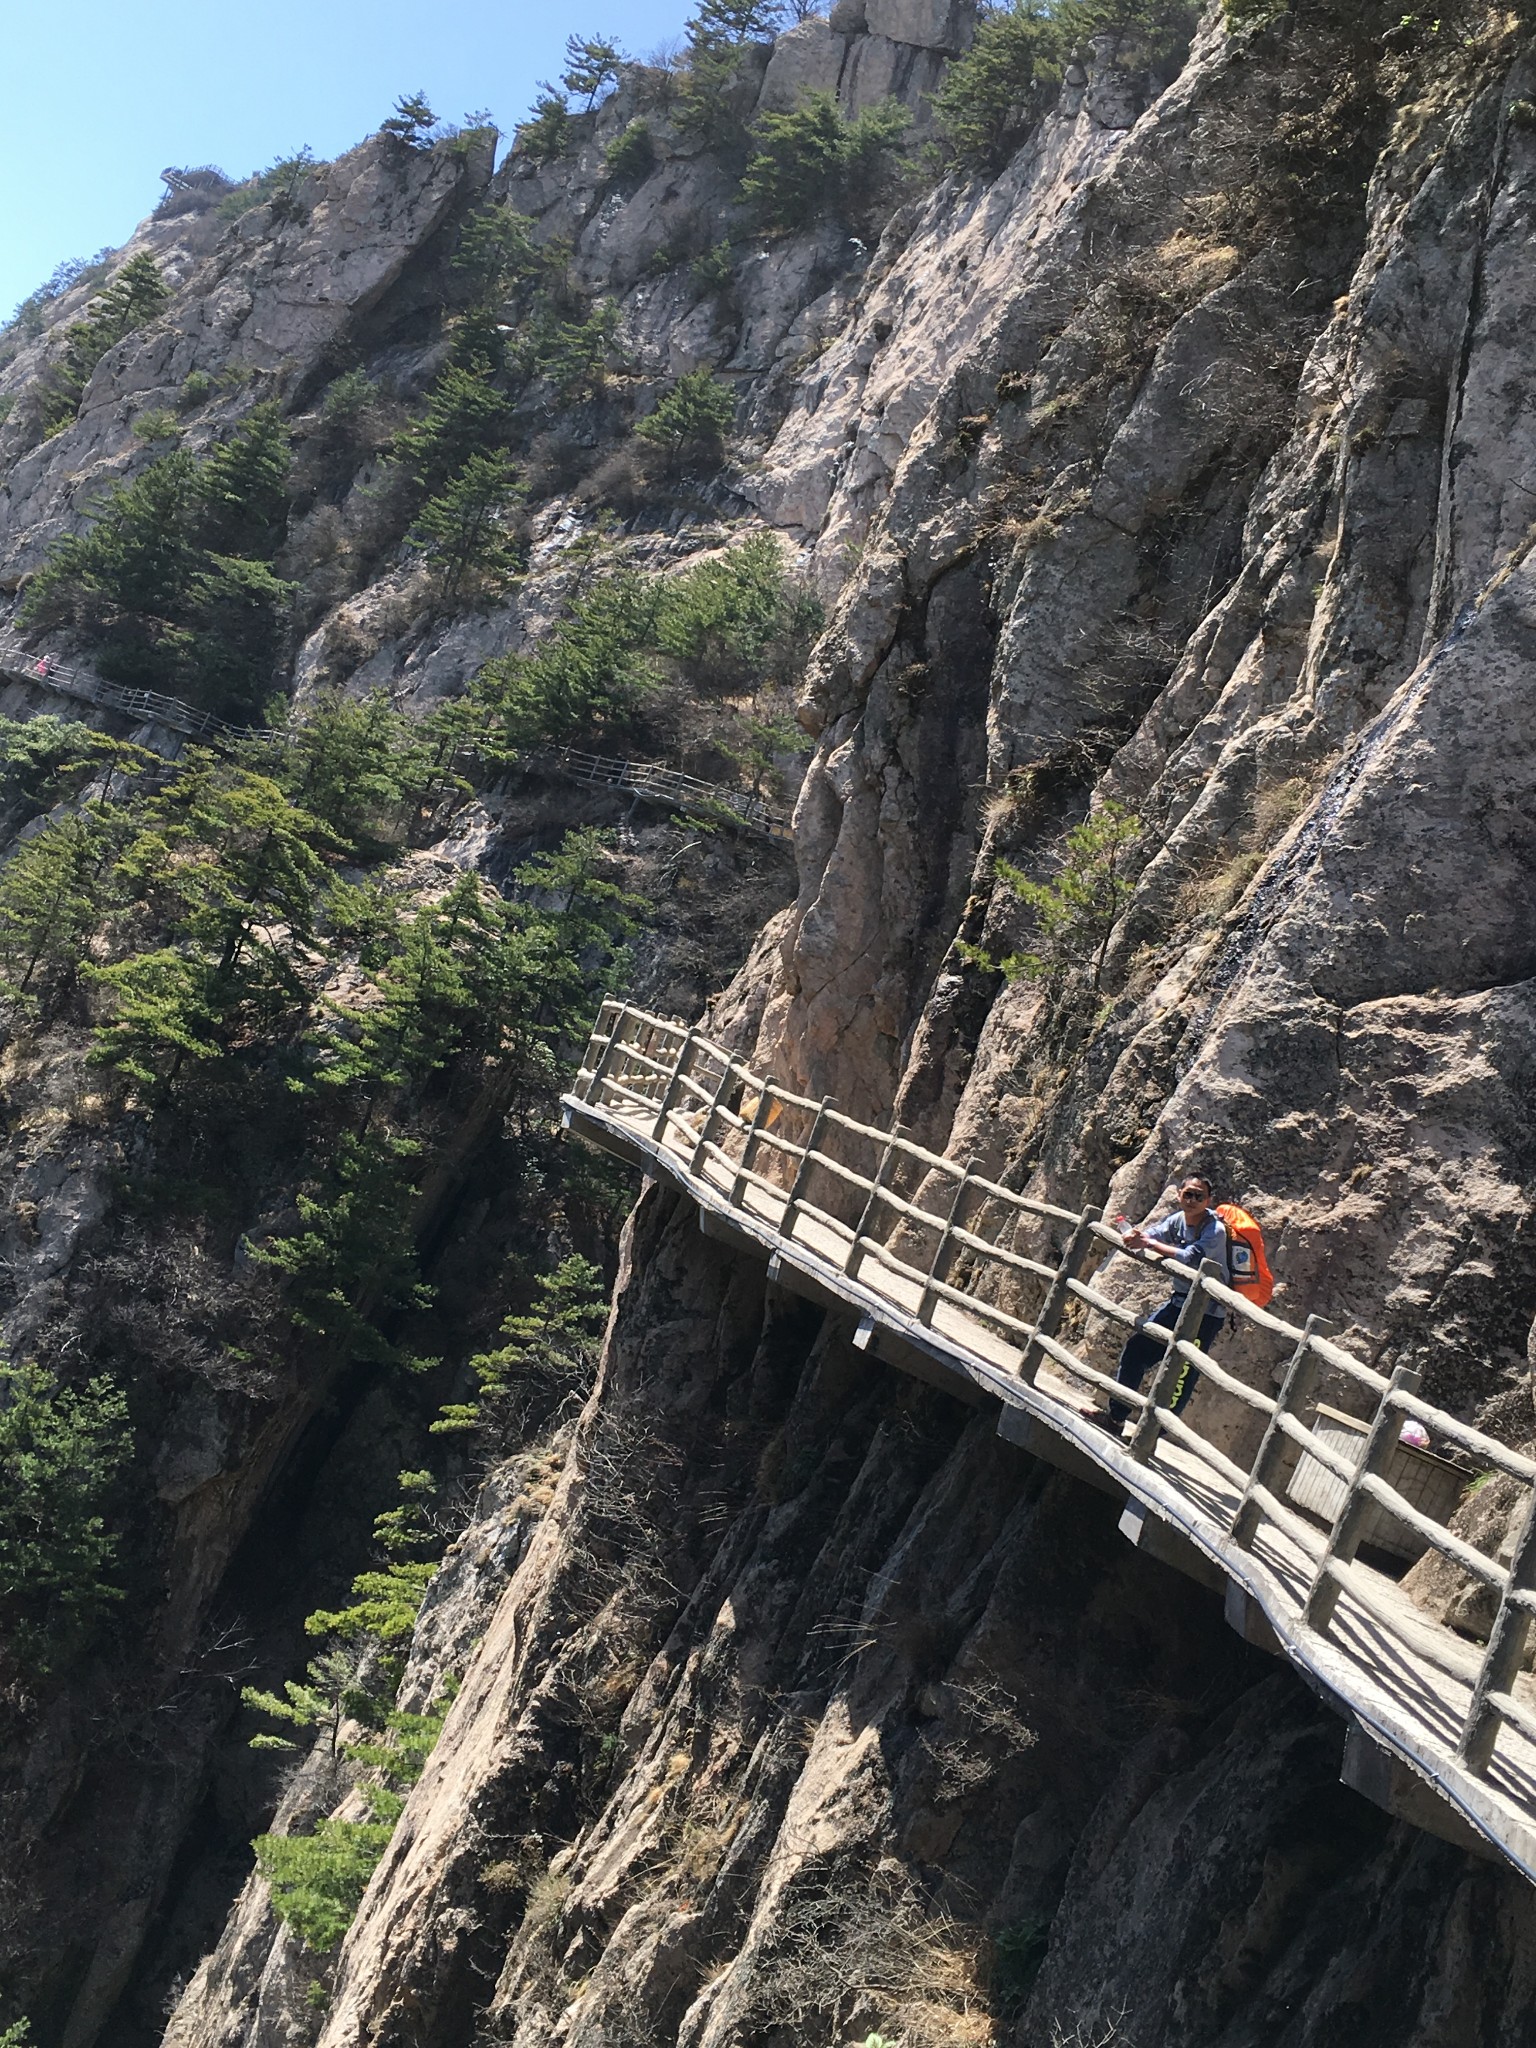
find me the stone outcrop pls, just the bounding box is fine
[5,6,1536,2047]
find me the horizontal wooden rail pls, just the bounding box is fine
[532,744,793,843]
[0,630,287,749]
[563,999,1536,1883]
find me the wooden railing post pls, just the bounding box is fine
[651,1026,700,1146]
[782,1097,834,1244]
[1127,1259,1225,1464]
[845,1125,908,1281]
[729,1078,779,1209]
[1458,1480,1536,1773]
[582,1001,628,1104]
[689,1049,738,1176]
[918,1160,980,1327]
[1017,1207,1103,1385]
[1303,1364,1421,1633]
[1231,1315,1332,1549]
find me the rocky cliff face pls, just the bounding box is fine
[4,6,1536,2047]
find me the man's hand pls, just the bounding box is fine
[1122,1227,1148,1250]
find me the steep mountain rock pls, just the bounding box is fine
[163,12,1536,2048]
[3,6,1536,2047]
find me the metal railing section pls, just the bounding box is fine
[0,642,795,841]
[0,632,284,749]
[538,746,792,842]
[567,997,1536,1851]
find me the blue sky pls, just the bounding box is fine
[2,0,692,319]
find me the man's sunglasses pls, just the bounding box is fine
[1179,1188,1209,1202]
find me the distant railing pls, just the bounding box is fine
[0,631,285,749]
[565,999,1536,1872]
[537,746,792,842]
[0,639,795,841]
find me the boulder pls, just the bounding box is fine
[757,18,850,114]
[864,0,974,53]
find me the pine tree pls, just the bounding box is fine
[432,1255,607,1442]
[175,553,296,716]
[687,0,784,50]
[0,812,116,1004]
[388,360,515,499]
[407,451,526,596]
[932,4,1061,171]
[194,403,291,556]
[20,453,199,644]
[561,33,625,108]
[0,1361,132,1668]
[985,799,1141,992]
[380,92,437,144]
[634,367,735,470]
[42,254,170,432]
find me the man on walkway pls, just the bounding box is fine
[1105,1176,1228,1429]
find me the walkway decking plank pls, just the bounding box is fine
[564,1024,1536,1883]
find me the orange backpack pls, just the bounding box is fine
[1217,1203,1274,1308]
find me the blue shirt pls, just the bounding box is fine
[1145,1209,1229,1323]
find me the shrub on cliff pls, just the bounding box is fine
[38,253,170,435]
[975,799,1142,992]
[655,532,820,692]
[407,450,527,597]
[387,358,515,499]
[216,148,319,224]
[932,4,1063,171]
[20,408,298,715]
[937,1,1199,170]
[739,92,911,228]
[0,1361,133,1670]
[604,116,657,184]
[634,367,736,471]
[480,569,664,746]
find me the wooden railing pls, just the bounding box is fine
[564,998,1536,1878]
[0,639,794,841]
[537,746,792,842]
[0,631,284,749]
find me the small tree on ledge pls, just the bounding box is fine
[979,798,1142,993]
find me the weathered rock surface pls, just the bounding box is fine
[5,6,1536,2047]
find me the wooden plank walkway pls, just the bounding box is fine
[533,746,792,843]
[0,630,285,748]
[562,999,1536,1884]
[0,635,793,841]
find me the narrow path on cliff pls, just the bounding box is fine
[562,999,1536,1887]
[0,631,791,841]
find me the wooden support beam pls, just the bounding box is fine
[996,1403,1122,1496]
[1017,1207,1103,1386]
[853,1311,987,1407]
[1304,1365,1422,1634]
[1224,1580,1282,1655]
[1458,1479,1536,1773]
[1118,1498,1226,1591]
[1342,1724,1498,1861]
[1232,1314,1332,1550]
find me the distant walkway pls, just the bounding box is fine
[0,635,792,840]
[534,746,792,843]
[0,630,283,747]
[564,999,1536,1886]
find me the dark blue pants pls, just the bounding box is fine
[1109,1297,1224,1427]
